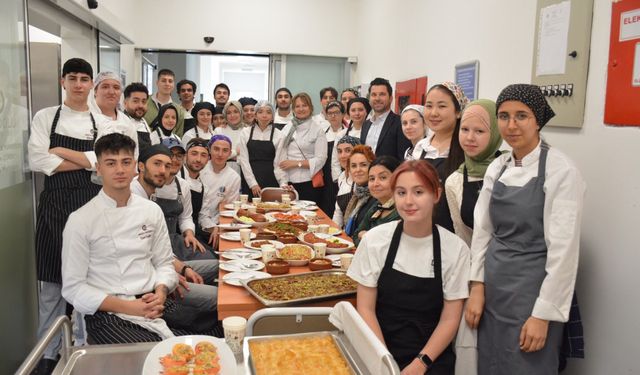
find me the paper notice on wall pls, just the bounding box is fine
[633,43,640,87]
[620,8,640,42]
[535,1,571,76]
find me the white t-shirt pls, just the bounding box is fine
[348,221,470,301]
[199,163,241,228]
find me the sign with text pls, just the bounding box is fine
[455,61,479,101]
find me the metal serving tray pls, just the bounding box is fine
[242,331,364,375]
[241,270,357,307]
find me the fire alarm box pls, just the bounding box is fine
[395,77,428,113]
[605,0,640,126]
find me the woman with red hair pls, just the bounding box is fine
[348,160,470,374]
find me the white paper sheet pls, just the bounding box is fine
[536,1,572,76]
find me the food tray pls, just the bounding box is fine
[241,270,357,307]
[243,331,364,375]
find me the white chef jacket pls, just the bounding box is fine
[277,118,328,185]
[131,117,150,134]
[237,124,286,188]
[312,113,331,131]
[330,126,362,181]
[470,140,585,322]
[61,189,177,315]
[130,178,150,199]
[28,104,97,176]
[213,125,243,160]
[274,111,293,126]
[412,129,449,160]
[332,171,354,228]
[364,110,390,153]
[182,126,214,147]
[179,103,194,119]
[155,175,196,234]
[150,129,181,146]
[348,221,470,301]
[444,170,484,247]
[199,163,241,229]
[180,166,204,193]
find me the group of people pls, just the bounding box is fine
[29,56,585,375]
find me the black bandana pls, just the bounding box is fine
[496,84,555,128]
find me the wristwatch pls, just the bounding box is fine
[297,161,302,168]
[180,264,193,277]
[416,353,433,370]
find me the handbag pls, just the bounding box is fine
[293,138,325,188]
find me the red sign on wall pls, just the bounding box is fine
[605,0,640,126]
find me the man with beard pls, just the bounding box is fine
[123,82,152,150]
[144,69,186,136]
[180,138,210,244]
[177,79,197,133]
[213,83,230,108]
[130,144,220,334]
[273,87,293,129]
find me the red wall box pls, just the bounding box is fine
[395,77,428,113]
[605,0,640,126]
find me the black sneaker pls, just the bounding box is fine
[30,357,58,375]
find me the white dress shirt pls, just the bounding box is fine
[277,118,328,185]
[412,129,449,160]
[182,126,214,147]
[470,140,585,322]
[348,221,470,301]
[199,163,241,228]
[237,124,286,188]
[330,126,362,181]
[28,104,97,176]
[61,190,177,315]
[155,176,196,234]
[444,171,484,247]
[364,110,390,152]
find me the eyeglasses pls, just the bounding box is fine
[171,153,185,161]
[326,111,343,117]
[497,112,534,124]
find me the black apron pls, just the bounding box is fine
[460,165,483,229]
[335,180,354,221]
[137,131,151,151]
[179,169,210,247]
[35,106,100,283]
[420,151,455,232]
[154,178,214,261]
[320,127,338,217]
[376,221,455,373]
[193,125,213,141]
[240,125,279,197]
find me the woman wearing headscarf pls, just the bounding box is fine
[238,101,284,197]
[343,145,377,236]
[401,104,428,161]
[277,92,328,203]
[413,82,469,232]
[466,84,585,375]
[149,103,181,145]
[353,155,402,246]
[330,97,371,181]
[332,135,361,227]
[320,101,346,216]
[445,99,503,246]
[213,100,244,176]
[181,101,215,147]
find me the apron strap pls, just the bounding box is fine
[382,221,404,270]
[419,149,427,160]
[432,223,442,283]
[174,177,182,203]
[269,124,275,141]
[49,106,63,141]
[249,124,255,141]
[155,127,162,139]
[538,140,550,184]
[195,126,199,137]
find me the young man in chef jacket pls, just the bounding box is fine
[61,133,180,343]
[199,134,241,244]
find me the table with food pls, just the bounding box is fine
[216,198,358,319]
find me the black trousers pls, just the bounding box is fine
[290,181,323,205]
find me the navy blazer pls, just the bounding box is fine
[360,110,412,161]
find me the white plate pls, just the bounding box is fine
[220,248,262,260]
[141,335,235,375]
[294,200,316,206]
[219,259,265,272]
[220,210,236,218]
[222,271,271,286]
[297,232,354,253]
[327,227,343,236]
[295,204,318,211]
[233,214,275,228]
[326,254,341,267]
[243,240,285,251]
[216,222,251,231]
[220,231,257,242]
[223,203,252,210]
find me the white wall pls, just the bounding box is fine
[355,1,640,374]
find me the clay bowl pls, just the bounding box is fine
[266,259,290,275]
[308,258,333,271]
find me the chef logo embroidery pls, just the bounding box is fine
[138,224,153,240]
[217,186,225,198]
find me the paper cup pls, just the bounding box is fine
[281,194,291,204]
[307,224,319,233]
[290,207,301,215]
[222,316,247,354]
[240,194,249,204]
[313,243,327,258]
[306,212,317,225]
[252,197,261,205]
[233,200,241,210]
[248,206,257,214]
[261,244,277,263]
[340,254,354,270]
[318,224,330,234]
[239,228,252,243]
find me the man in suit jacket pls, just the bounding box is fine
[360,77,411,161]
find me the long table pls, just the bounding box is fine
[217,207,357,319]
